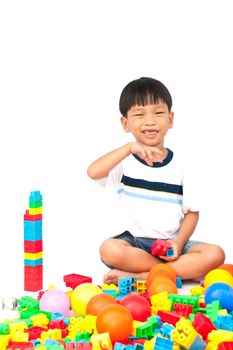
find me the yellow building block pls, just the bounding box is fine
[41,328,62,343]
[67,331,77,340]
[218,309,228,315]
[30,313,49,327]
[11,330,29,342]
[68,316,85,334]
[29,207,43,215]
[9,321,28,334]
[171,317,198,349]
[144,336,156,350]
[136,279,147,293]
[150,291,172,315]
[0,336,9,350]
[24,251,43,260]
[208,329,233,344]
[131,320,144,336]
[190,285,205,296]
[91,332,112,350]
[84,315,97,334]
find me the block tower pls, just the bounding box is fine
[24,191,43,292]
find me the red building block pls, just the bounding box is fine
[173,302,193,317]
[7,341,33,349]
[24,278,43,292]
[192,312,216,340]
[24,240,43,253]
[25,326,45,340]
[157,310,181,326]
[24,265,43,291]
[24,210,42,221]
[151,239,171,256]
[63,273,92,289]
[218,343,233,350]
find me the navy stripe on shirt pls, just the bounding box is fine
[121,175,183,195]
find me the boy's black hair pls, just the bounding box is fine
[119,77,172,116]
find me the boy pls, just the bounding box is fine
[87,77,225,285]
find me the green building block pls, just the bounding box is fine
[18,295,39,310]
[206,300,221,322]
[29,200,43,208]
[0,322,10,334]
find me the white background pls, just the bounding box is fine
[0,0,233,297]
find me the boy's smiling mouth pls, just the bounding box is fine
[143,130,158,136]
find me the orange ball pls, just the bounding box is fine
[86,293,118,316]
[148,277,178,297]
[146,263,177,288]
[218,264,233,277]
[96,304,133,343]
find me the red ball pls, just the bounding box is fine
[119,294,151,321]
[86,293,118,315]
[96,304,133,343]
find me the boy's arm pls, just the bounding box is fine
[160,211,199,261]
[87,143,132,180]
[174,211,199,253]
[87,142,164,180]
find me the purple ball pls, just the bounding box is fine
[204,282,233,312]
[39,289,70,315]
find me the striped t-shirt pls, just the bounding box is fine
[100,149,198,239]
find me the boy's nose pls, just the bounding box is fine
[144,115,156,125]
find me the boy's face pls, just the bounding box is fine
[121,101,174,149]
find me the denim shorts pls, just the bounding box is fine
[102,231,204,268]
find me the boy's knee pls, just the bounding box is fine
[99,239,125,266]
[99,239,116,263]
[207,244,225,267]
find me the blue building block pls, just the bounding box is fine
[118,276,135,294]
[214,314,233,331]
[31,340,41,347]
[167,247,174,256]
[189,334,206,350]
[154,336,173,350]
[176,276,183,288]
[24,220,42,240]
[160,323,175,339]
[114,343,127,350]
[24,220,42,228]
[24,258,43,266]
[29,190,43,202]
[44,339,59,346]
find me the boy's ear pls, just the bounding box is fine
[169,112,174,129]
[121,116,130,132]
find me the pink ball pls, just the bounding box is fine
[119,294,151,321]
[39,289,70,315]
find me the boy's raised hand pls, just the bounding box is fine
[130,142,164,166]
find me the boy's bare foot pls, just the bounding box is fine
[103,269,148,285]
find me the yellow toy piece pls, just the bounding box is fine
[150,291,172,315]
[204,268,233,288]
[24,251,43,260]
[171,317,198,349]
[30,313,49,327]
[71,283,102,316]
[91,332,112,350]
[190,285,205,296]
[207,329,233,344]
[131,320,144,336]
[136,279,147,294]
[41,328,62,343]
[29,207,43,215]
